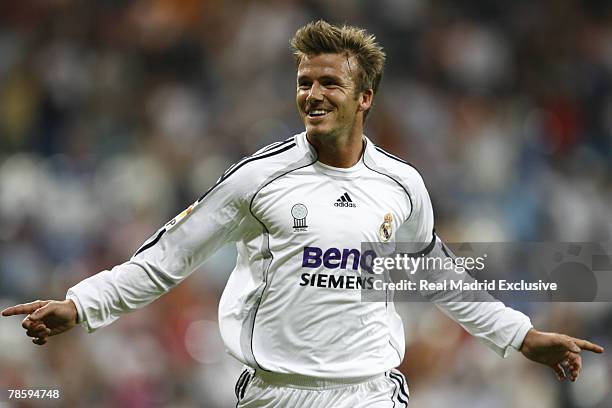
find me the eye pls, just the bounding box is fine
[321,79,340,89]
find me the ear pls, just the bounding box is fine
[358,89,374,112]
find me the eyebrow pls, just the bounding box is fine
[297,74,343,83]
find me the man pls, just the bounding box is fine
[2,20,604,407]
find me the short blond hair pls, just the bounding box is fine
[290,20,386,103]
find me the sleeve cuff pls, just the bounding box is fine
[65,292,85,326]
[509,320,534,353]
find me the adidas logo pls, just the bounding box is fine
[334,192,356,208]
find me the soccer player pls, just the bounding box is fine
[2,20,604,407]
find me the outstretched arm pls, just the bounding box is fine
[1,300,77,345]
[520,328,604,382]
[2,156,257,342]
[394,155,605,383]
[422,238,604,381]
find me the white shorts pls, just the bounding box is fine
[235,367,409,408]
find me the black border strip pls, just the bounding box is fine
[388,374,408,406]
[234,369,248,399]
[261,136,294,153]
[363,143,414,220]
[134,229,166,257]
[375,146,421,174]
[197,143,296,203]
[223,138,295,179]
[399,231,437,257]
[388,339,402,364]
[390,371,410,402]
[245,155,318,371]
[239,372,251,399]
[387,371,397,408]
[135,142,297,257]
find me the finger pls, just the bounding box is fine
[567,353,582,381]
[27,328,50,339]
[25,323,43,337]
[21,316,43,331]
[553,363,566,381]
[26,325,51,339]
[32,336,48,346]
[22,316,34,330]
[2,301,50,317]
[574,338,605,354]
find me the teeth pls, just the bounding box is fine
[309,110,327,116]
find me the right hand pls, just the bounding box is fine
[1,299,78,345]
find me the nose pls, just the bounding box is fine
[306,82,324,102]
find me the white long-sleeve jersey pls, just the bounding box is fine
[66,131,532,378]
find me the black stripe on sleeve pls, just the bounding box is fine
[362,161,413,220]
[261,137,294,152]
[134,228,166,257]
[134,142,297,258]
[221,143,296,182]
[400,230,436,257]
[197,143,296,203]
[225,138,294,177]
[368,143,431,223]
[375,145,427,187]
[375,146,410,166]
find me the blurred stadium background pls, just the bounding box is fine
[1,0,611,407]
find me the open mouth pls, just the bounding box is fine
[307,109,330,119]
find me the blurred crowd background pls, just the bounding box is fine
[1,0,611,407]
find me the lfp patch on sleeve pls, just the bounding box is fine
[165,202,197,230]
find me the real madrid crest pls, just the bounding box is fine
[378,213,393,242]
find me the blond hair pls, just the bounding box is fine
[290,20,386,116]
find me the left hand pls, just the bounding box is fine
[520,328,604,382]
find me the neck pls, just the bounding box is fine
[307,127,364,168]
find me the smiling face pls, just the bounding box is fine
[296,53,372,142]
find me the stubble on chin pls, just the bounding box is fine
[306,124,341,143]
